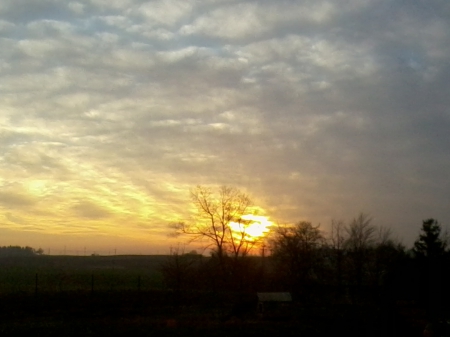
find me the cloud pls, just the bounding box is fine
[0,0,449,252]
[180,3,266,39]
[87,0,134,11]
[71,201,111,219]
[68,2,85,14]
[0,191,37,208]
[135,0,194,27]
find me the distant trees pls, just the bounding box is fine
[0,246,44,257]
[344,213,376,251]
[270,221,325,288]
[329,219,346,291]
[267,212,408,303]
[344,213,376,287]
[370,228,406,288]
[413,218,448,258]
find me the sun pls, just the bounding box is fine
[228,214,273,241]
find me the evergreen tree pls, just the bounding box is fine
[413,219,447,258]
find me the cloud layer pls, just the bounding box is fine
[1,0,449,253]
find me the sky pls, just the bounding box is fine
[1,0,449,255]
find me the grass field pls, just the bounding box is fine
[0,255,166,293]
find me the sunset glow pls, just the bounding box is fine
[228,214,273,241]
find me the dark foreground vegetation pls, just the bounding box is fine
[0,217,449,336]
[0,289,425,337]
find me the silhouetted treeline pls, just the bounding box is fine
[0,246,44,257]
[161,215,450,326]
